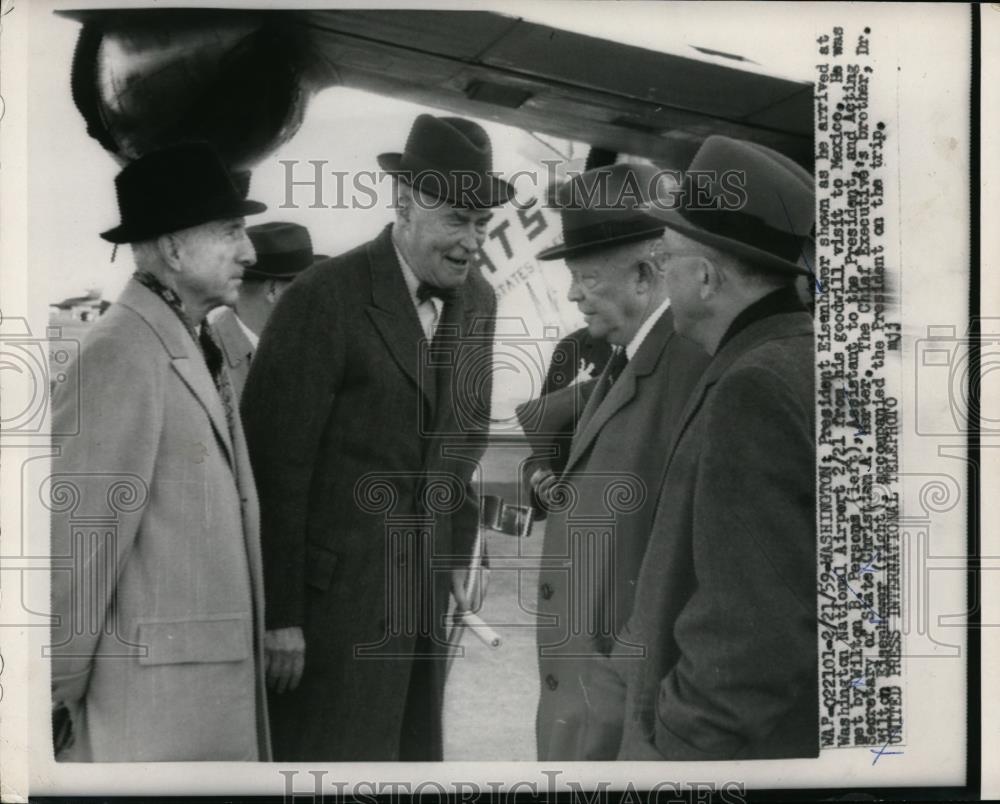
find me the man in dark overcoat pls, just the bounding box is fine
[588,136,819,760]
[211,221,322,400]
[241,114,516,761]
[530,163,709,760]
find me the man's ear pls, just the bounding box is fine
[696,256,724,301]
[634,259,657,294]
[266,279,281,303]
[395,179,413,225]
[158,232,184,272]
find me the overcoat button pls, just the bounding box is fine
[540,582,554,600]
[546,674,558,691]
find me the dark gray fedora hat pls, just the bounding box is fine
[536,162,669,262]
[244,222,324,280]
[378,114,517,209]
[649,135,814,275]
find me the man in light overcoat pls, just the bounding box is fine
[50,143,271,761]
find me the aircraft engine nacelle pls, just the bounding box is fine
[68,10,332,169]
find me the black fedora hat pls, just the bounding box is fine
[649,135,814,275]
[378,114,516,209]
[244,222,324,279]
[100,142,267,244]
[536,162,669,262]
[231,168,253,199]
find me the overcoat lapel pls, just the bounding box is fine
[562,310,676,477]
[118,279,236,469]
[364,227,436,413]
[564,363,636,476]
[214,308,255,372]
[658,311,815,475]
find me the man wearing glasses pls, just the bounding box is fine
[531,162,708,760]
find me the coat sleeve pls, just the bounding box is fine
[240,274,344,629]
[653,364,817,759]
[451,288,497,567]
[50,327,161,707]
[517,379,597,519]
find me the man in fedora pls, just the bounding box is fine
[241,114,512,760]
[530,162,709,761]
[590,135,819,760]
[49,142,272,761]
[210,221,324,400]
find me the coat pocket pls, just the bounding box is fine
[136,615,250,665]
[304,543,339,591]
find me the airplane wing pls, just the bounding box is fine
[57,7,812,169]
[297,10,812,166]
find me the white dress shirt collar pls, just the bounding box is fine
[207,305,259,350]
[393,239,443,340]
[394,242,443,316]
[235,313,260,350]
[625,295,672,361]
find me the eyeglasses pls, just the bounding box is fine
[658,250,706,262]
[567,248,705,290]
[567,269,602,291]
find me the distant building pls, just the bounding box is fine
[50,289,108,323]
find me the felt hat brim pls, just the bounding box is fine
[651,209,811,275]
[536,224,666,262]
[646,135,814,276]
[243,253,328,280]
[378,152,517,208]
[100,198,267,244]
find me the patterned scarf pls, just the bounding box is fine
[133,271,239,453]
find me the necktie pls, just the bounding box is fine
[417,282,459,343]
[604,347,629,389]
[417,282,457,304]
[428,288,461,422]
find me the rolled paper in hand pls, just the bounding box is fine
[457,611,502,648]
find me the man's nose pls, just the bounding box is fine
[461,226,485,252]
[567,277,583,303]
[238,233,257,266]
